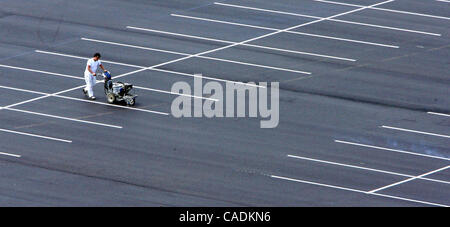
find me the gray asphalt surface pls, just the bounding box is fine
[0,0,449,206]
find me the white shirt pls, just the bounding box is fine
[85,58,102,75]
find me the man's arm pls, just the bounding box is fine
[99,64,107,72]
[87,65,96,75]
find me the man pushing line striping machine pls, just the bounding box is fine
[83,52,137,106]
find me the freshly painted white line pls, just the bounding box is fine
[0,84,169,115]
[81,38,188,56]
[0,152,21,158]
[35,50,147,69]
[381,125,450,139]
[171,14,399,48]
[0,84,47,96]
[214,2,441,36]
[271,175,448,207]
[1,55,217,102]
[368,165,450,194]
[4,107,123,129]
[127,26,358,61]
[335,140,450,161]
[428,112,450,118]
[0,128,72,143]
[35,50,264,88]
[436,0,450,3]
[82,37,313,74]
[0,64,81,80]
[287,154,450,185]
[314,0,450,20]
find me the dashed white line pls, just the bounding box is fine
[381,125,450,139]
[335,140,450,161]
[0,128,72,143]
[214,2,441,36]
[171,13,399,48]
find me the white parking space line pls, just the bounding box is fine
[335,140,450,161]
[214,2,441,36]
[133,86,218,101]
[3,107,123,129]
[0,152,21,158]
[381,125,450,139]
[171,14,399,48]
[0,64,82,80]
[369,192,448,207]
[287,154,450,185]
[4,0,391,112]
[368,165,450,194]
[271,175,448,207]
[0,84,169,115]
[428,112,450,118]
[0,84,150,125]
[127,26,358,61]
[0,59,217,102]
[315,0,450,20]
[35,50,264,89]
[35,50,146,69]
[150,68,265,88]
[0,128,72,143]
[82,37,314,74]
